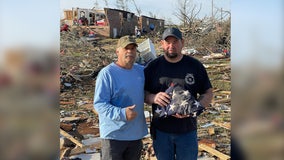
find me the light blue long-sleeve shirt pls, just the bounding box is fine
[94,62,148,140]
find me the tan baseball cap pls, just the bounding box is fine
[117,35,138,48]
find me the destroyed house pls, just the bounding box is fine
[104,8,138,38]
[94,8,164,38]
[62,8,164,38]
[138,15,165,34]
[63,8,106,26]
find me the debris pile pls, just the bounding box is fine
[60,26,231,160]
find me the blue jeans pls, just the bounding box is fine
[153,129,198,160]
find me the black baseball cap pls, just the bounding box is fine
[162,27,182,40]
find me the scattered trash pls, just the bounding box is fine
[69,153,101,160]
[60,25,231,159]
[136,38,157,65]
[182,48,199,55]
[201,123,214,128]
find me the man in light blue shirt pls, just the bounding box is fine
[94,35,148,160]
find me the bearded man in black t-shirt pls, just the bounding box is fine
[144,27,213,160]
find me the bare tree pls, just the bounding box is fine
[103,0,109,7]
[148,12,157,19]
[174,0,202,28]
[93,0,99,9]
[165,17,175,26]
[131,0,142,16]
[116,0,129,11]
[214,7,231,22]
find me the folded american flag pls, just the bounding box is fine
[154,83,204,118]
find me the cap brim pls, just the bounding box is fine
[163,34,181,40]
[123,42,138,48]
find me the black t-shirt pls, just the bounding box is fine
[144,55,212,133]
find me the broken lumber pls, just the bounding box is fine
[212,122,231,130]
[219,91,231,94]
[69,146,85,156]
[60,148,71,160]
[60,123,73,132]
[60,129,83,148]
[199,139,216,148]
[213,98,231,104]
[213,88,221,92]
[216,80,231,83]
[198,143,230,160]
[92,109,98,115]
[204,47,214,55]
[60,117,82,123]
[60,100,75,105]
[204,64,229,69]
[208,127,215,135]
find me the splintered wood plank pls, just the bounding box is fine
[92,109,98,115]
[60,129,83,148]
[219,91,231,94]
[198,144,230,160]
[212,121,231,130]
[213,98,231,104]
[60,147,71,160]
[60,100,75,105]
[199,139,216,148]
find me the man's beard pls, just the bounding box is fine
[165,51,178,59]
